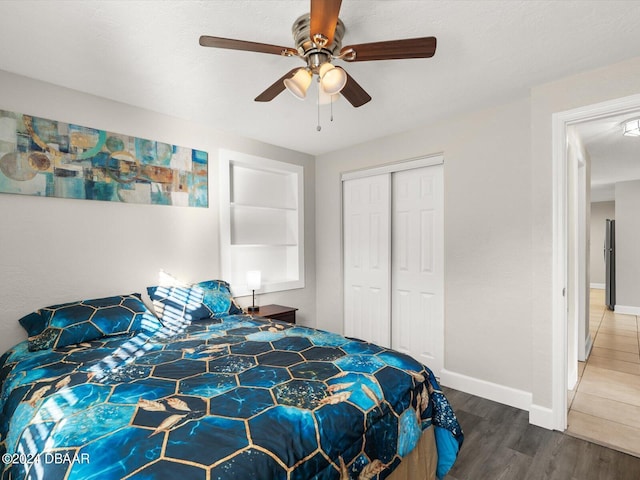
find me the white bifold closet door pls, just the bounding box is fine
[343,174,392,348]
[391,166,444,372]
[343,162,444,374]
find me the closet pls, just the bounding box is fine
[342,157,444,374]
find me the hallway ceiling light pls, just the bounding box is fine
[622,118,640,137]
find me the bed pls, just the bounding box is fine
[0,282,463,479]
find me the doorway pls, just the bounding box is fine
[552,93,640,441]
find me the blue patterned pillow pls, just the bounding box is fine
[23,294,163,351]
[147,279,241,325]
[18,310,47,338]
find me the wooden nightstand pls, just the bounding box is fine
[252,304,298,324]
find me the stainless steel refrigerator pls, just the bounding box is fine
[605,219,615,310]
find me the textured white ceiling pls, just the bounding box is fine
[574,113,640,202]
[1,1,640,155]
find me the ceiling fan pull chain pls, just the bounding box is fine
[317,77,322,132]
[331,95,334,122]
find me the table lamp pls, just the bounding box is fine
[246,270,261,312]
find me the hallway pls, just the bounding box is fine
[566,288,640,457]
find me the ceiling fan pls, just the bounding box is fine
[199,0,437,108]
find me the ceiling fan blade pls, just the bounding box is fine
[310,0,342,47]
[341,72,371,108]
[254,68,300,102]
[341,37,437,62]
[199,36,296,56]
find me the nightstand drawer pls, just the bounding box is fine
[253,304,297,324]
[267,310,296,324]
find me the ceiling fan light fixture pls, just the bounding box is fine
[622,118,640,137]
[200,1,437,110]
[317,86,339,105]
[284,68,312,99]
[319,63,347,95]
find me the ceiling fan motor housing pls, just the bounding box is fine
[292,13,345,72]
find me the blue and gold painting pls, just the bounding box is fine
[0,110,208,207]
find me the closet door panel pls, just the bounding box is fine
[343,175,391,348]
[391,165,444,373]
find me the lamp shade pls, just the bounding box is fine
[319,63,347,95]
[246,270,262,290]
[623,118,640,137]
[284,68,312,99]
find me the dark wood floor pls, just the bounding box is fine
[443,388,640,480]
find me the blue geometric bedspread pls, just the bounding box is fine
[0,314,463,479]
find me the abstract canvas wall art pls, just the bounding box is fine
[0,110,208,207]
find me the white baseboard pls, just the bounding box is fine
[590,283,605,290]
[529,404,557,430]
[439,370,563,431]
[439,369,532,412]
[614,305,640,315]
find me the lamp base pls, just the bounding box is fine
[247,306,259,312]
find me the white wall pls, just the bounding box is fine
[614,180,640,312]
[530,55,640,415]
[590,201,614,286]
[0,70,316,354]
[316,98,533,396]
[317,55,640,422]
